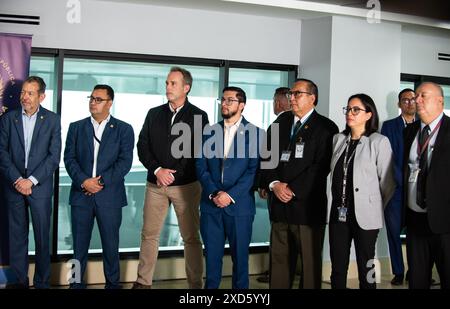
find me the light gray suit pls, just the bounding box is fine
[330,132,396,230]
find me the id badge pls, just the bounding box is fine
[338,206,348,222]
[409,168,420,183]
[280,151,291,162]
[295,142,305,158]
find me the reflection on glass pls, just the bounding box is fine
[58,58,220,253]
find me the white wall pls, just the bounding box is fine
[1,0,301,64]
[300,16,333,116]
[401,25,450,79]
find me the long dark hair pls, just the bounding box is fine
[343,93,379,137]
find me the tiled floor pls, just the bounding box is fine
[72,273,440,289]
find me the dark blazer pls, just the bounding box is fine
[0,107,61,200]
[137,100,208,186]
[381,115,405,200]
[262,110,338,225]
[403,115,450,234]
[64,116,134,208]
[196,117,260,217]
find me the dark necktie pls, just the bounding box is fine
[290,120,301,142]
[416,125,430,209]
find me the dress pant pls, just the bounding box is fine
[8,196,52,289]
[70,200,122,289]
[406,209,450,289]
[136,181,203,288]
[384,193,405,277]
[201,211,254,289]
[269,221,325,289]
[329,217,379,289]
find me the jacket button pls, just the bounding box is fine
[355,188,359,192]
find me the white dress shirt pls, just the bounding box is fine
[91,114,111,177]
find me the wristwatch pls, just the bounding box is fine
[98,177,105,186]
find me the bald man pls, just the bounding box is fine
[403,82,450,289]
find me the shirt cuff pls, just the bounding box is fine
[28,176,38,186]
[154,167,162,176]
[226,193,236,204]
[269,180,280,191]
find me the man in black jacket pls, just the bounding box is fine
[403,82,449,289]
[261,79,338,289]
[133,67,208,289]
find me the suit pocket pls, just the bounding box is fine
[369,194,382,206]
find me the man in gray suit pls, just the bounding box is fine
[0,76,61,288]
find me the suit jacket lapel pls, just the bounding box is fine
[84,118,94,159]
[13,109,25,150]
[30,108,45,152]
[429,115,450,172]
[98,116,115,157]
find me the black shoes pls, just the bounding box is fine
[256,270,269,283]
[391,274,404,285]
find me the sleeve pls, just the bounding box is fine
[377,136,396,208]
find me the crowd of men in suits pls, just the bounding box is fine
[0,69,448,289]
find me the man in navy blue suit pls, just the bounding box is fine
[381,88,416,285]
[196,86,260,289]
[0,76,61,288]
[64,84,134,289]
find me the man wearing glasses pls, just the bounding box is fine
[380,88,416,286]
[261,78,338,288]
[64,84,134,288]
[0,76,61,288]
[196,86,261,288]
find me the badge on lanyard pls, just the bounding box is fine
[295,142,304,158]
[338,206,348,222]
[408,163,420,183]
[280,151,291,162]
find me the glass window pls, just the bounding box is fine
[58,58,220,254]
[229,68,290,246]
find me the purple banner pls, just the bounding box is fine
[0,33,32,267]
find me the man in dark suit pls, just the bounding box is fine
[381,88,416,285]
[196,86,260,289]
[64,84,134,289]
[0,76,61,289]
[403,82,450,289]
[134,67,208,289]
[261,78,338,289]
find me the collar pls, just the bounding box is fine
[22,107,40,117]
[169,102,185,113]
[224,116,243,129]
[294,108,314,124]
[421,112,444,132]
[91,114,111,126]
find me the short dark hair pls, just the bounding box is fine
[343,93,379,137]
[274,87,290,97]
[93,84,114,101]
[398,88,415,101]
[170,66,193,94]
[25,76,46,94]
[223,86,246,103]
[294,78,318,105]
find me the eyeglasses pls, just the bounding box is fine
[286,90,312,100]
[216,97,240,106]
[400,98,416,105]
[87,96,110,104]
[343,106,367,115]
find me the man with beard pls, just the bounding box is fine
[196,86,261,288]
[381,88,416,286]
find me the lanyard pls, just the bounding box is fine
[416,119,442,159]
[341,137,358,208]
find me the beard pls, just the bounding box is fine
[221,109,238,119]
